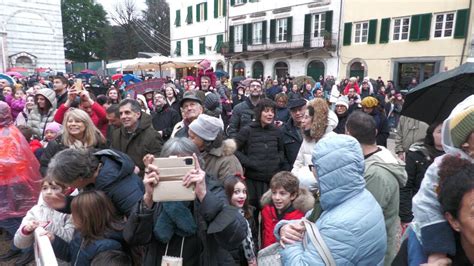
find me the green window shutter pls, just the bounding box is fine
[409,15,420,41]
[368,19,377,44]
[196,4,200,22]
[343,22,352,45]
[270,19,276,43]
[187,6,193,24]
[454,9,469,38]
[230,0,235,6]
[419,13,432,41]
[175,10,181,27]
[188,39,193,55]
[243,24,248,51]
[303,14,311,48]
[215,34,223,52]
[379,18,390,43]
[214,0,218,18]
[287,17,293,42]
[176,41,181,57]
[199,37,206,54]
[243,0,247,3]
[223,0,227,16]
[247,23,253,45]
[229,26,235,53]
[325,11,333,33]
[262,20,267,44]
[204,3,208,21]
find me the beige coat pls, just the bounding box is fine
[394,116,429,154]
[203,139,243,180]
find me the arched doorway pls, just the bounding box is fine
[274,62,288,79]
[252,61,264,79]
[349,61,365,79]
[216,61,224,71]
[233,61,245,77]
[307,60,325,81]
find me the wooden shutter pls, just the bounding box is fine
[454,9,469,39]
[229,26,235,53]
[343,22,352,45]
[215,34,223,52]
[223,0,227,17]
[409,15,420,41]
[243,0,247,3]
[230,0,235,6]
[243,24,248,51]
[176,41,181,56]
[199,37,205,54]
[196,4,201,22]
[214,0,218,18]
[410,13,431,41]
[204,3,208,21]
[287,17,293,42]
[368,19,377,44]
[175,10,180,27]
[379,18,390,43]
[187,6,193,24]
[303,14,311,48]
[325,11,333,33]
[188,39,193,55]
[262,20,267,44]
[270,19,276,43]
[247,23,253,45]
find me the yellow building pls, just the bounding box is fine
[339,0,472,90]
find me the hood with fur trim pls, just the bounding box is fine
[260,187,315,213]
[209,138,237,157]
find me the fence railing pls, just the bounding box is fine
[34,227,58,266]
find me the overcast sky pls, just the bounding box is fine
[96,0,147,24]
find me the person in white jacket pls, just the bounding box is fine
[291,98,338,189]
[14,178,74,250]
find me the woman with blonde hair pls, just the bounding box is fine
[291,98,339,188]
[39,108,106,176]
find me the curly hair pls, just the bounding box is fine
[305,98,329,142]
[437,154,473,195]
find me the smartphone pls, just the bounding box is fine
[74,78,82,91]
[152,157,196,202]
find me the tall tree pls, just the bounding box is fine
[61,0,109,64]
[143,0,170,56]
[111,0,144,58]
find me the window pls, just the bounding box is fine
[235,0,244,4]
[434,12,455,38]
[196,3,207,22]
[217,0,223,17]
[253,22,263,44]
[186,6,193,24]
[175,10,181,27]
[235,25,243,45]
[354,21,369,43]
[277,18,288,42]
[188,39,193,56]
[313,13,326,38]
[199,37,206,55]
[393,17,410,41]
[176,41,181,57]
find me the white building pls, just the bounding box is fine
[227,0,341,81]
[0,0,66,73]
[168,0,227,78]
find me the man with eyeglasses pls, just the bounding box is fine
[227,80,264,138]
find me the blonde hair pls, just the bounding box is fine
[306,98,329,142]
[62,108,103,148]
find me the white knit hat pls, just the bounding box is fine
[189,114,224,141]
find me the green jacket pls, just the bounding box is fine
[365,146,407,266]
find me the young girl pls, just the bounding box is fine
[14,177,74,251]
[15,94,35,126]
[5,87,26,121]
[224,176,257,266]
[42,122,62,148]
[49,190,125,265]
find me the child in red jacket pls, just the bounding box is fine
[260,171,314,248]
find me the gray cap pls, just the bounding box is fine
[180,92,202,107]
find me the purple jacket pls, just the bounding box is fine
[5,95,25,120]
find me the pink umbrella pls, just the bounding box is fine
[111,73,123,81]
[80,69,97,75]
[5,71,24,78]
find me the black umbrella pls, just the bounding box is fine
[401,62,474,124]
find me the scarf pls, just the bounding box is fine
[153,201,197,243]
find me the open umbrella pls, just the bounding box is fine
[215,69,229,78]
[0,74,15,85]
[125,78,166,94]
[401,62,474,124]
[5,71,23,78]
[231,76,245,83]
[293,75,316,87]
[123,74,142,85]
[80,69,97,75]
[111,73,123,81]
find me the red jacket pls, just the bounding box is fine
[54,102,108,136]
[261,204,304,248]
[343,82,361,95]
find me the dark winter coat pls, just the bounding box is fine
[276,106,290,123]
[111,112,163,176]
[280,118,303,170]
[399,143,444,223]
[234,121,285,182]
[334,111,349,134]
[227,97,258,138]
[123,175,248,266]
[52,229,124,266]
[229,206,258,266]
[266,86,282,100]
[151,104,181,141]
[369,108,390,147]
[231,95,247,108]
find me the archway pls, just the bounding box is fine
[274,61,288,79]
[252,61,264,79]
[306,60,325,81]
[232,61,245,77]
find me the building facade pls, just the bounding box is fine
[340,0,472,90]
[0,0,66,73]
[225,0,341,81]
[168,0,227,77]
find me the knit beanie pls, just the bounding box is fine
[45,122,62,134]
[204,93,220,111]
[335,96,349,109]
[361,96,378,108]
[449,106,474,148]
[189,114,224,141]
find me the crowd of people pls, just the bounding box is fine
[0,65,473,266]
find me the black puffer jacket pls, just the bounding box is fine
[334,111,349,134]
[235,121,285,182]
[227,97,259,138]
[151,104,181,141]
[280,118,303,170]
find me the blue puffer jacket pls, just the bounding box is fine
[279,135,387,265]
[94,149,145,216]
